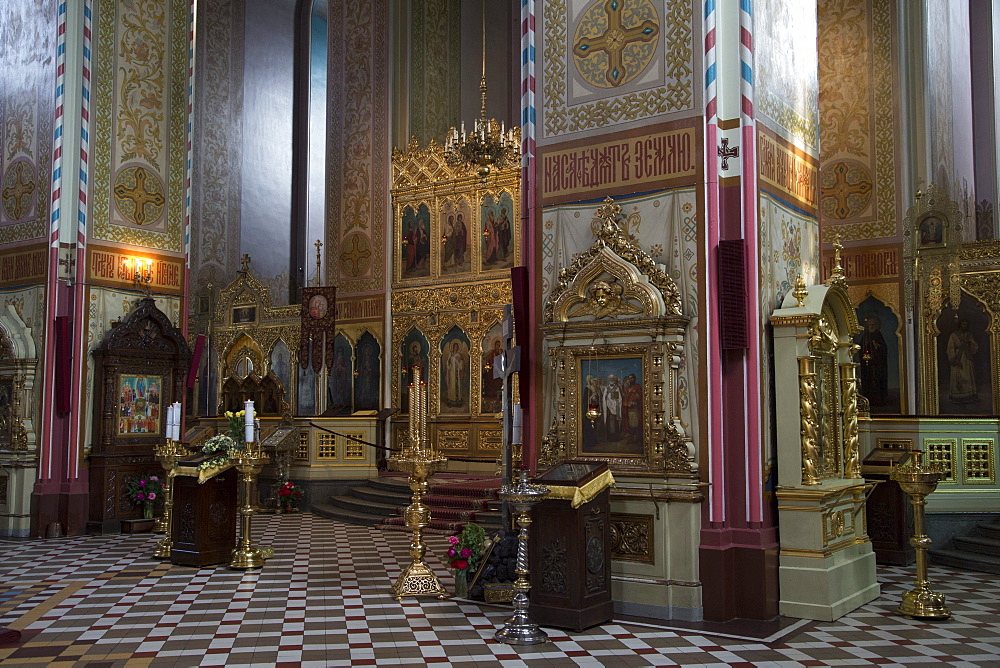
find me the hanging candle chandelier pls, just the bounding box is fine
[444,0,520,181]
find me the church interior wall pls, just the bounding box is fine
[189,0,245,305]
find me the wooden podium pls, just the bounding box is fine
[170,455,238,566]
[862,446,915,565]
[529,461,614,631]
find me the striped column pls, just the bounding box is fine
[520,0,538,469]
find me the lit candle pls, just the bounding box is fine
[244,400,255,443]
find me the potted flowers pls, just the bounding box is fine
[122,474,164,532]
[277,481,304,512]
[447,522,487,598]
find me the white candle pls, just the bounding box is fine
[165,404,174,440]
[173,402,182,441]
[244,400,255,443]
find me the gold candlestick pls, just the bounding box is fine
[152,439,186,559]
[389,365,448,600]
[891,450,950,620]
[229,446,272,570]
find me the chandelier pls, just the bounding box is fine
[444,1,520,180]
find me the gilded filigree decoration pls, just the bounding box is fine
[961,439,995,484]
[799,356,822,485]
[545,197,682,323]
[840,363,860,478]
[568,278,644,319]
[609,513,654,564]
[392,282,512,314]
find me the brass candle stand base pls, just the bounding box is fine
[495,470,550,646]
[891,451,951,620]
[152,440,186,560]
[388,454,448,600]
[229,450,272,570]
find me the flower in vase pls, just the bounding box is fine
[139,480,146,487]
[148,492,156,501]
[453,559,468,570]
[136,492,146,501]
[448,536,459,545]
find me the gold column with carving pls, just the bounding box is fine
[840,361,861,478]
[799,357,821,485]
[389,365,448,599]
[152,440,186,559]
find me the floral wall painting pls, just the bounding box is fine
[401,203,431,279]
[580,356,644,456]
[481,322,503,414]
[440,198,472,277]
[400,329,430,411]
[439,327,471,415]
[118,374,162,435]
[481,192,514,271]
[853,296,900,414]
[354,332,381,412]
[936,296,993,415]
[327,333,353,415]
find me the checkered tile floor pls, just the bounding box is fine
[1,513,998,666]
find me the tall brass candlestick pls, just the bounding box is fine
[152,439,186,559]
[389,365,448,600]
[891,450,950,620]
[229,432,272,570]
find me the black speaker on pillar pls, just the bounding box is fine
[717,239,748,350]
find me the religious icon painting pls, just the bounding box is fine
[400,329,430,411]
[400,203,432,280]
[439,327,471,415]
[579,356,644,456]
[298,356,317,416]
[440,198,473,277]
[232,306,256,324]
[853,296,901,414]
[481,192,515,271]
[481,323,503,414]
[270,340,291,391]
[327,334,354,415]
[917,213,945,247]
[354,331,381,412]
[118,374,163,435]
[935,295,993,415]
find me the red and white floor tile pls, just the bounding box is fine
[1,513,997,666]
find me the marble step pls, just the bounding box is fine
[976,522,1000,541]
[350,485,413,507]
[329,495,398,517]
[311,502,385,527]
[929,548,1000,575]
[953,535,1000,558]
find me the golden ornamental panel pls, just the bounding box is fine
[609,513,654,564]
[317,433,337,460]
[296,432,309,460]
[922,438,956,482]
[342,432,367,460]
[961,439,995,484]
[437,429,468,450]
[822,506,857,546]
[876,438,912,451]
[478,428,503,453]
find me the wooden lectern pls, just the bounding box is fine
[170,455,238,566]
[529,461,614,631]
[862,446,915,565]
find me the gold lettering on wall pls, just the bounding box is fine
[0,246,47,287]
[757,129,819,213]
[821,247,899,281]
[87,245,184,294]
[541,127,697,201]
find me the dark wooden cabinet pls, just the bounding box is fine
[170,458,238,567]
[862,447,915,566]
[87,297,191,535]
[529,461,614,631]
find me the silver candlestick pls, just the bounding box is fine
[495,469,550,645]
